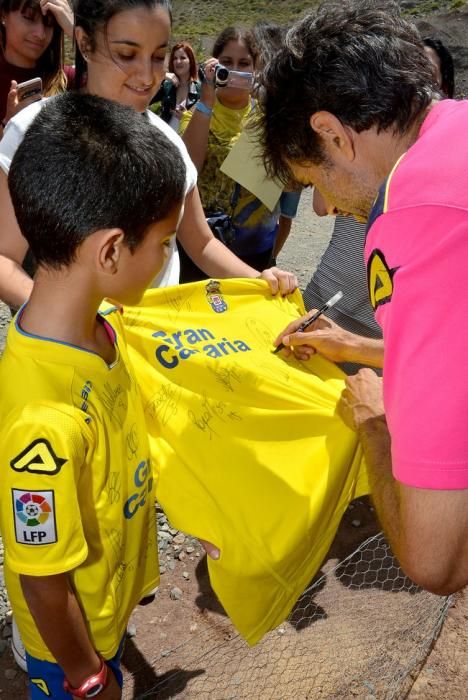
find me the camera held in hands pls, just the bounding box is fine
[198,63,253,91]
[215,64,254,90]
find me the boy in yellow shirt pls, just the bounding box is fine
[0,92,185,699]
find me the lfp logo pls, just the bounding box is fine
[13,490,57,545]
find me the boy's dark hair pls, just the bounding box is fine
[9,92,185,268]
[72,0,172,90]
[257,0,438,184]
[422,36,455,98]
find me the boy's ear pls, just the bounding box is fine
[75,27,92,60]
[98,229,126,275]
[309,111,356,162]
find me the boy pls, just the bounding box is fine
[0,92,185,699]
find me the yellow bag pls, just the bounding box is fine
[124,279,368,645]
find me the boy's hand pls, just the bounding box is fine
[199,538,220,560]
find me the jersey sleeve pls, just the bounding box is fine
[177,107,193,135]
[0,403,89,575]
[369,205,468,490]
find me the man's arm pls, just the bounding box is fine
[20,573,121,698]
[274,312,384,367]
[340,369,468,595]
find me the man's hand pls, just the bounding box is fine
[274,312,359,361]
[339,368,385,431]
[274,313,384,367]
[259,267,298,296]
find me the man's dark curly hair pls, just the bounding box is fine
[257,0,438,184]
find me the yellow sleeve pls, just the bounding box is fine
[0,403,89,576]
[178,107,193,135]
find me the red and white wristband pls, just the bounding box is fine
[63,656,108,698]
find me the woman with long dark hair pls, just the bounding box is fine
[0,0,72,133]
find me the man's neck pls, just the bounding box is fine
[371,101,437,183]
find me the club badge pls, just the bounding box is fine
[205,280,228,314]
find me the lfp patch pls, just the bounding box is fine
[13,489,57,545]
[205,280,228,313]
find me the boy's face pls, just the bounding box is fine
[117,204,182,305]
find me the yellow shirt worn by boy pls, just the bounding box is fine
[124,279,369,646]
[0,306,158,661]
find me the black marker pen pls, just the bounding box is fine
[273,291,344,354]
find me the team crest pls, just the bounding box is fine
[13,489,57,545]
[205,280,228,314]
[367,249,396,310]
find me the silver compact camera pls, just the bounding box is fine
[214,64,254,90]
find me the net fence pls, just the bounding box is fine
[124,532,451,699]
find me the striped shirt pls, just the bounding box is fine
[303,215,382,374]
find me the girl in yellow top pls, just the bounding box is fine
[179,27,281,280]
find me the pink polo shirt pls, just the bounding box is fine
[365,99,468,490]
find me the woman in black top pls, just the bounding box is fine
[152,41,200,130]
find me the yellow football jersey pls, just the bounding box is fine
[124,279,369,645]
[0,306,158,661]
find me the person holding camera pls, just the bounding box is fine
[0,0,73,135]
[179,27,282,282]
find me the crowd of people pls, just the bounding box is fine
[0,0,466,697]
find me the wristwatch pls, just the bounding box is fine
[63,656,108,698]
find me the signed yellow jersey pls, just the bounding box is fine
[0,306,158,661]
[124,279,369,645]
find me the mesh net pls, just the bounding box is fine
[124,532,451,699]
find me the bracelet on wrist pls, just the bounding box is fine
[195,101,213,117]
[63,656,108,698]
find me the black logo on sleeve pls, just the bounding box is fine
[367,249,397,310]
[10,439,67,476]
